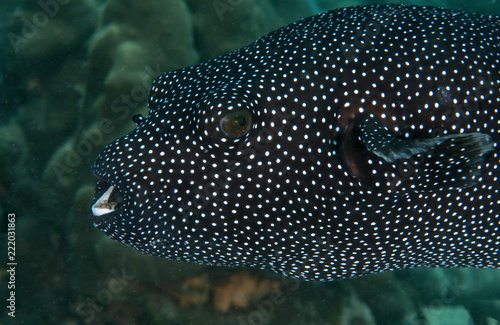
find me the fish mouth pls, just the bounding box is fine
[89,179,124,223]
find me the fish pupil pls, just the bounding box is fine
[236,117,246,126]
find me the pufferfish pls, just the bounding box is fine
[89,4,500,281]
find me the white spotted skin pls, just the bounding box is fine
[90,5,500,281]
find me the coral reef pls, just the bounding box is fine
[86,0,199,117]
[94,235,211,284]
[269,0,318,22]
[186,0,284,60]
[177,274,211,307]
[212,271,284,312]
[352,272,418,324]
[7,0,97,76]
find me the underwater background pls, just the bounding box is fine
[1,0,500,324]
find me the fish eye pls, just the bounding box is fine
[220,109,252,138]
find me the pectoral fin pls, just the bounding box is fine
[353,114,494,190]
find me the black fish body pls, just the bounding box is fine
[90,4,500,281]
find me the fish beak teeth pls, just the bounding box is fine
[92,185,117,216]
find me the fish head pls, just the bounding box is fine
[88,58,317,264]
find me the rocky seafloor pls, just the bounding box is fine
[1,0,500,324]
